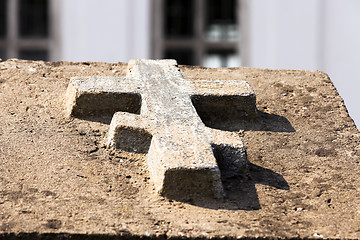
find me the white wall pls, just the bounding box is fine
[247,0,322,70]
[58,0,151,63]
[246,0,360,129]
[321,0,360,129]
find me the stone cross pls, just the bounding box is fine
[65,59,256,199]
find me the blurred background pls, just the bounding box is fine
[0,0,359,129]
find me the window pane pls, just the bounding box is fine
[164,0,194,38]
[0,0,6,38]
[165,49,194,65]
[203,51,240,68]
[19,0,48,38]
[227,54,241,67]
[203,54,222,68]
[206,0,238,41]
[19,49,48,61]
[0,49,5,60]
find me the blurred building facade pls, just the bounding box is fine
[0,0,359,128]
[0,0,52,60]
[152,0,241,68]
[0,0,245,66]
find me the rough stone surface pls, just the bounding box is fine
[0,59,359,239]
[65,59,256,199]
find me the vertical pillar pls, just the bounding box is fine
[49,0,61,61]
[7,0,19,58]
[239,0,250,66]
[152,0,164,59]
[195,0,205,66]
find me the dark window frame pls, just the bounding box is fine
[152,0,245,67]
[19,0,49,38]
[0,0,56,61]
[0,0,6,39]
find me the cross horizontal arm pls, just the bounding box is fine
[65,76,141,117]
[187,79,257,121]
[187,79,255,97]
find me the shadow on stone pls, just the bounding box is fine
[202,110,295,133]
[161,168,222,199]
[70,92,141,117]
[76,115,114,125]
[112,126,152,154]
[222,162,289,210]
[191,94,257,123]
[168,162,289,211]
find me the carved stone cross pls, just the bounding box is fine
[65,59,256,199]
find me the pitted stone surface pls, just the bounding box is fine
[65,59,256,198]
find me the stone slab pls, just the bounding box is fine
[0,59,359,239]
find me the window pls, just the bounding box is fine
[0,0,52,61]
[165,49,194,66]
[165,0,194,39]
[19,49,49,61]
[206,0,237,42]
[0,0,6,59]
[203,51,240,68]
[152,0,243,67]
[20,0,49,38]
[0,49,4,60]
[0,0,6,39]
